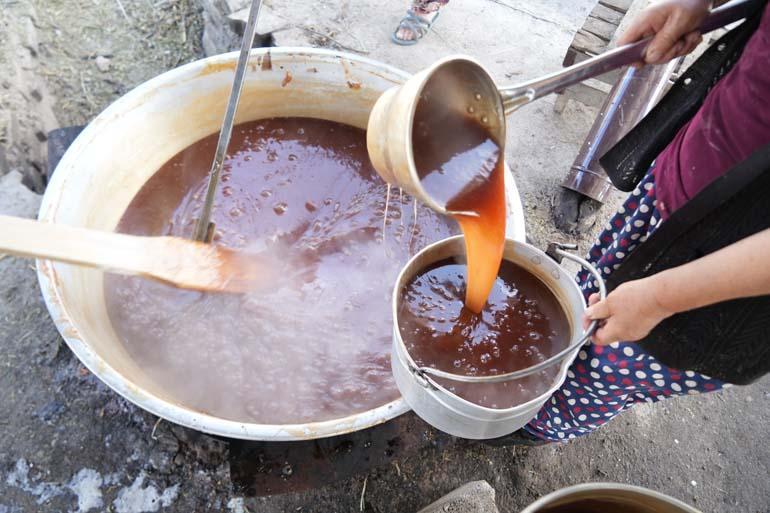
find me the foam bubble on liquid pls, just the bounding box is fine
[105,118,459,424]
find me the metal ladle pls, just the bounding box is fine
[193,0,263,242]
[366,0,760,214]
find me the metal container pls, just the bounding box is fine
[392,237,605,440]
[366,56,506,215]
[561,60,680,203]
[520,482,702,513]
[36,48,526,441]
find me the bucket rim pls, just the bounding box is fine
[391,235,594,415]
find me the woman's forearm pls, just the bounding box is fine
[651,228,770,314]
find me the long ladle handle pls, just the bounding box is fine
[500,0,762,113]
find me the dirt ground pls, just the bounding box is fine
[0,1,768,512]
[0,0,204,191]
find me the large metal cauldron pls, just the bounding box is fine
[36,48,526,440]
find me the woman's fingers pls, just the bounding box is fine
[619,0,709,64]
[681,30,703,55]
[585,299,610,320]
[617,16,652,46]
[648,29,702,66]
[585,297,613,344]
[657,39,687,64]
[592,322,618,346]
[583,295,605,331]
[646,13,686,63]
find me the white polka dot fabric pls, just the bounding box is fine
[525,170,723,442]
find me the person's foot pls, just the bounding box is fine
[392,9,440,45]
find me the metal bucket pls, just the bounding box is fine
[520,483,702,513]
[36,48,526,441]
[392,237,605,440]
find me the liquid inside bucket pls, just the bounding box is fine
[397,256,572,409]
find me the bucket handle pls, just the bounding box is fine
[412,242,607,385]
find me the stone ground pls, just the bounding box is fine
[0,0,769,512]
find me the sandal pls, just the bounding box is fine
[392,10,440,46]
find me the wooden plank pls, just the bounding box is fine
[599,0,634,14]
[553,92,569,114]
[572,29,609,55]
[591,4,624,25]
[584,16,617,42]
[562,47,579,67]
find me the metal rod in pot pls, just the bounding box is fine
[193,0,263,242]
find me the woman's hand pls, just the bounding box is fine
[583,276,674,346]
[583,229,770,346]
[618,0,710,65]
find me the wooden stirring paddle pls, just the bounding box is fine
[0,214,269,293]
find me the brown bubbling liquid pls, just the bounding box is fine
[398,259,570,408]
[105,118,456,424]
[412,80,506,313]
